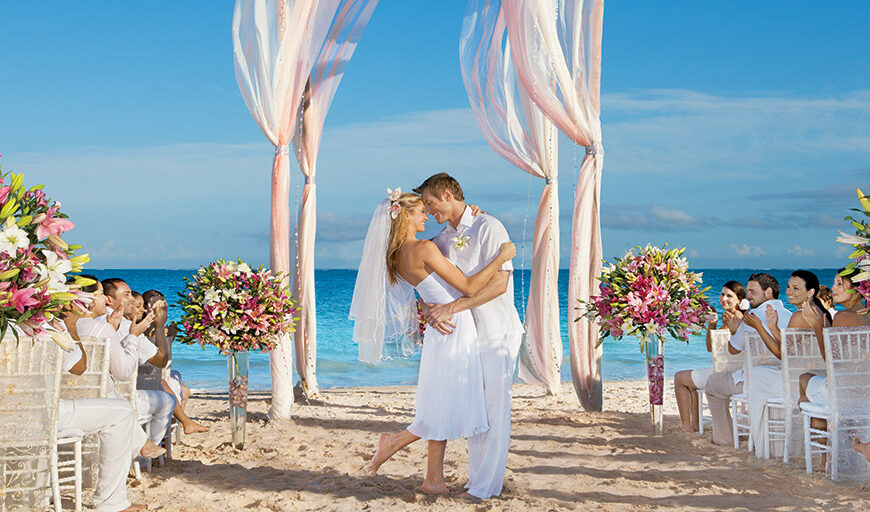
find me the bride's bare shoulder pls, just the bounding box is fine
[402,239,439,257]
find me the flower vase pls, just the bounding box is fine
[644,338,665,435]
[227,351,249,449]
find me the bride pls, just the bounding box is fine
[350,189,515,494]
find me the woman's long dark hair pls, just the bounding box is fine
[792,270,832,325]
[723,280,746,301]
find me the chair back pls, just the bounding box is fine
[824,326,870,481]
[0,336,62,510]
[114,363,139,420]
[60,336,112,400]
[743,329,780,367]
[781,328,826,459]
[710,329,744,373]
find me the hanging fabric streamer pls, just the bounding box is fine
[502,0,605,411]
[232,0,342,419]
[292,0,379,400]
[460,0,562,395]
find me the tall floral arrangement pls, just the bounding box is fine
[577,245,713,350]
[836,188,870,304]
[0,154,91,342]
[175,259,299,355]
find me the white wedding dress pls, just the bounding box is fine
[406,273,489,441]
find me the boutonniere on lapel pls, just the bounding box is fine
[452,235,470,251]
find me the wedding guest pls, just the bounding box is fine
[818,285,837,318]
[797,268,870,470]
[104,278,176,446]
[73,275,166,461]
[741,270,828,457]
[674,281,745,432]
[56,307,148,512]
[704,273,791,446]
[141,289,209,434]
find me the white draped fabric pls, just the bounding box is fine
[232,0,342,419]
[502,0,604,410]
[291,0,379,399]
[460,0,561,395]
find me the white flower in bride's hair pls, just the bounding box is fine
[739,298,751,311]
[387,187,402,202]
[452,235,470,250]
[390,202,401,219]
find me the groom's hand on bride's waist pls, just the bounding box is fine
[425,302,456,335]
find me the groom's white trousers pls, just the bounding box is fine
[467,334,522,499]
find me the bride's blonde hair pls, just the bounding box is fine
[386,192,422,285]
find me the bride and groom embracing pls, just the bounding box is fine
[350,173,524,498]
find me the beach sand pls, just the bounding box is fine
[122,381,870,511]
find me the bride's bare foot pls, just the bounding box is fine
[366,433,392,477]
[854,438,870,462]
[139,439,166,459]
[183,420,210,434]
[420,480,449,495]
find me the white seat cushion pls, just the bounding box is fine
[767,395,785,405]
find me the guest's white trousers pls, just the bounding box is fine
[137,389,176,444]
[466,334,522,499]
[57,398,142,512]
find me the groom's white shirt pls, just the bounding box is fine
[432,206,523,346]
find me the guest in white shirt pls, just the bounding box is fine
[741,270,828,457]
[141,289,209,435]
[673,281,745,433]
[704,273,792,446]
[72,275,165,461]
[102,278,176,446]
[57,307,150,512]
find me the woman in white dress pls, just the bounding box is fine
[351,191,515,494]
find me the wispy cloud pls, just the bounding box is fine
[5,88,869,268]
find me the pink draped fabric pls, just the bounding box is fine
[292,0,379,399]
[460,1,562,395]
[232,0,341,419]
[502,0,604,410]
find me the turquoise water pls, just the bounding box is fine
[86,268,840,391]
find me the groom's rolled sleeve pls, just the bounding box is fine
[479,221,513,272]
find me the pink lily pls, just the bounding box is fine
[37,216,75,240]
[10,287,39,313]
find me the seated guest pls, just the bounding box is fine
[140,289,209,434]
[818,285,837,318]
[674,281,745,432]
[56,303,154,512]
[741,270,829,457]
[798,268,870,470]
[704,273,791,446]
[102,278,176,447]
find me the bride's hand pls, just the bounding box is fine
[469,204,486,216]
[499,241,516,261]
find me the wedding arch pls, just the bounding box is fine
[232,0,605,419]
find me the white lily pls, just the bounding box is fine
[0,224,30,255]
[452,235,471,250]
[39,250,72,284]
[836,231,869,246]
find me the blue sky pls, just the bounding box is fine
[0,1,867,269]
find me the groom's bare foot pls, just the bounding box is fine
[366,433,393,477]
[459,492,480,500]
[420,480,449,495]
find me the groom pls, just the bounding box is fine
[414,172,524,499]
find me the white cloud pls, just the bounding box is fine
[786,244,815,257]
[730,243,767,257]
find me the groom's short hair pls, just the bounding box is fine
[413,172,465,201]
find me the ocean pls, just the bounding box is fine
[86,268,841,391]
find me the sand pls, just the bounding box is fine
[120,381,870,511]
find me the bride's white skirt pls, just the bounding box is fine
[408,309,489,441]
